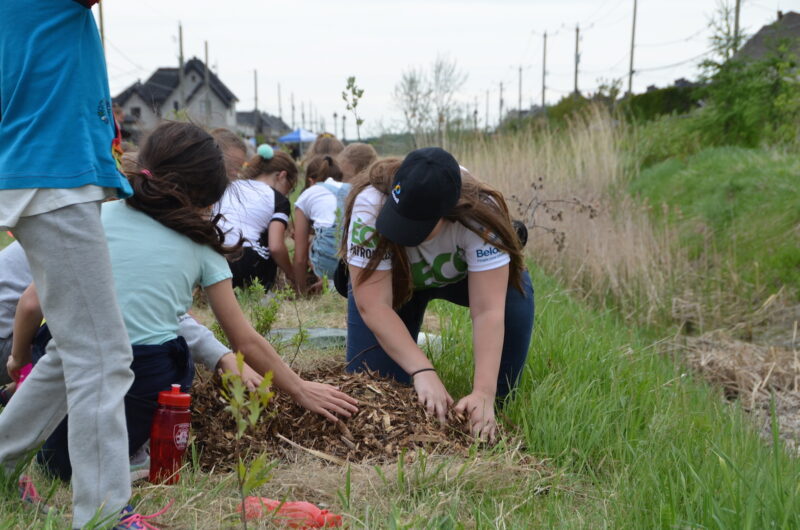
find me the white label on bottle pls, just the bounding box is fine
[173,423,190,450]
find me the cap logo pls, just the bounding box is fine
[392,184,401,204]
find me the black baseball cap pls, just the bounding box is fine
[376,147,462,246]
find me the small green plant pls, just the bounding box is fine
[220,353,276,530]
[342,76,365,140]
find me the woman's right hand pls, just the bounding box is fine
[293,380,360,423]
[413,371,453,423]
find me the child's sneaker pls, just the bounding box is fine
[18,475,54,515]
[114,501,172,530]
[129,443,150,483]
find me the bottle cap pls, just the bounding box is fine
[157,384,191,407]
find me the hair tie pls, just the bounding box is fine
[141,169,153,177]
[257,144,274,160]
[324,155,333,164]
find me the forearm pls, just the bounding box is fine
[292,247,309,295]
[270,243,294,282]
[233,334,305,398]
[471,309,505,396]
[11,286,44,364]
[360,303,431,374]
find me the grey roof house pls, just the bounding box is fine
[736,11,800,62]
[114,57,238,133]
[236,110,290,140]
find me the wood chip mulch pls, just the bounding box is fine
[190,363,474,471]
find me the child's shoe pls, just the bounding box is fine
[114,501,172,530]
[18,475,54,515]
[129,443,150,483]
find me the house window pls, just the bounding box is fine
[191,75,196,82]
[173,101,179,111]
[131,107,141,119]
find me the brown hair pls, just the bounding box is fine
[211,128,248,179]
[126,121,241,256]
[338,143,378,179]
[341,158,525,308]
[305,155,343,188]
[304,133,344,161]
[241,150,299,191]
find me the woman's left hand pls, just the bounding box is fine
[454,392,497,443]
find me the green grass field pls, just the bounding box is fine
[630,146,800,295]
[3,265,800,528]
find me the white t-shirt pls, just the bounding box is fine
[0,185,108,229]
[294,178,346,229]
[214,179,290,259]
[346,186,510,290]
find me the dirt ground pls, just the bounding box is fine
[679,301,800,451]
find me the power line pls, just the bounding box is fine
[638,27,707,47]
[636,49,713,72]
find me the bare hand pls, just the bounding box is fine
[294,381,359,422]
[454,392,497,443]
[216,353,263,392]
[6,355,27,383]
[413,371,453,423]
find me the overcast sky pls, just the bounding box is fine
[96,0,787,138]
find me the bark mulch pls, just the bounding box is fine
[191,363,474,471]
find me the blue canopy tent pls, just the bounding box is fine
[277,128,317,143]
[277,128,317,157]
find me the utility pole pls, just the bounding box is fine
[541,31,547,108]
[333,113,338,136]
[278,83,283,120]
[518,66,522,115]
[499,82,504,126]
[733,0,742,53]
[342,115,346,142]
[627,0,638,96]
[254,69,261,136]
[301,102,305,129]
[291,93,295,129]
[98,2,106,52]
[178,23,185,110]
[474,96,479,130]
[574,24,580,95]
[485,89,489,130]
[204,41,211,125]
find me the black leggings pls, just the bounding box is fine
[228,246,277,291]
[33,327,194,482]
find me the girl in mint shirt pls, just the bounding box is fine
[5,122,357,526]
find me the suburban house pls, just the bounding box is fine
[736,11,800,62]
[114,57,238,133]
[236,110,291,140]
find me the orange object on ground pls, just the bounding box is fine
[238,497,342,528]
[5,231,12,238]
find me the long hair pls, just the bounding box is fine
[240,150,298,191]
[338,142,378,178]
[125,121,241,256]
[304,133,344,162]
[305,155,343,189]
[340,158,525,308]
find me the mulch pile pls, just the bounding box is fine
[191,363,474,471]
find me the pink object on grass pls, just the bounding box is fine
[238,497,343,528]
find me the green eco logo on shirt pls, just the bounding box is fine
[351,217,378,249]
[411,247,468,288]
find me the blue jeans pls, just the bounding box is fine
[346,269,534,399]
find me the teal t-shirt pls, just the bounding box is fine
[0,0,131,196]
[102,201,231,345]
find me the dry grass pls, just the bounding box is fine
[451,106,686,326]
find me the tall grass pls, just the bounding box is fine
[451,106,687,328]
[450,106,785,333]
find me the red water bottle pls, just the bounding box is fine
[149,384,191,485]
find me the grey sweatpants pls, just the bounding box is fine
[0,202,134,528]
